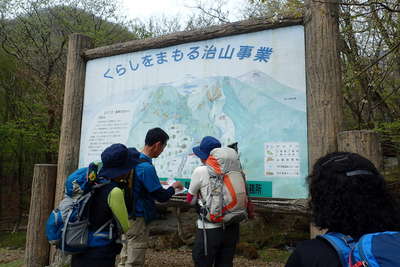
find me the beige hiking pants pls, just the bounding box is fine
[118,218,149,267]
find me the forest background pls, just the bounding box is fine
[0,0,399,235]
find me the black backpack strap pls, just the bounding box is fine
[122,172,134,217]
[97,181,124,240]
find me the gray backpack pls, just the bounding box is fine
[200,147,248,224]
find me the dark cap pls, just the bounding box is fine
[98,143,139,179]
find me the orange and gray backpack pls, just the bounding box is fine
[199,147,248,224]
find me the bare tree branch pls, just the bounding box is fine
[344,40,400,83]
[314,0,400,13]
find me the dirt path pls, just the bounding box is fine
[0,248,284,267]
[144,249,284,267]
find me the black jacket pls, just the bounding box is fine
[285,238,340,267]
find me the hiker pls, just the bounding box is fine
[70,143,136,267]
[118,127,183,267]
[285,152,400,267]
[187,136,248,267]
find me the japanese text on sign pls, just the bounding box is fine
[103,45,274,79]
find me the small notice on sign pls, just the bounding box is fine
[84,104,133,163]
[264,142,300,177]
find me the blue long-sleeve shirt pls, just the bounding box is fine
[132,153,175,217]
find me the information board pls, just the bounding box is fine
[79,25,308,198]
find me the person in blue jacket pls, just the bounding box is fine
[118,127,183,267]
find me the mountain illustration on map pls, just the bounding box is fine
[100,70,307,181]
[236,71,306,111]
[81,70,308,186]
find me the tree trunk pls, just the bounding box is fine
[25,164,57,267]
[304,0,343,238]
[338,130,383,171]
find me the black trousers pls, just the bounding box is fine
[192,223,240,267]
[71,242,122,267]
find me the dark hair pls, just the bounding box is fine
[145,127,169,146]
[308,152,400,239]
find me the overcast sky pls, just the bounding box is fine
[119,0,246,22]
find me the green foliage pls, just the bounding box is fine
[0,232,26,248]
[339,1,400,130]
[0,0,139,168]
[375,120,400,154]
[0,0,147,226]
[246,1,400,139]
[376,120,400,143]
[0,258,23,267]
[244,0,304,19]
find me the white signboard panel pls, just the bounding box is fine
[80,25,308,198]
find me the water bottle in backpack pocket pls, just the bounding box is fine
[319,231,400,267]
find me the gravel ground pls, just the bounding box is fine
[144,249,284,267]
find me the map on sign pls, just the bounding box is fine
[79,25,308,198]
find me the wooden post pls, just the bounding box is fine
[55,34,93,206]
[51,34,93,265]
[338,130,383,170]
[304,0,343,238]
[25,164,57,267]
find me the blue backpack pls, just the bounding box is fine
[45,162,115,253]
[319,231,400,267]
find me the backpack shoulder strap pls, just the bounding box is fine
[318,232,355,267]
[91,179,111,189]
[91,181,120,236]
